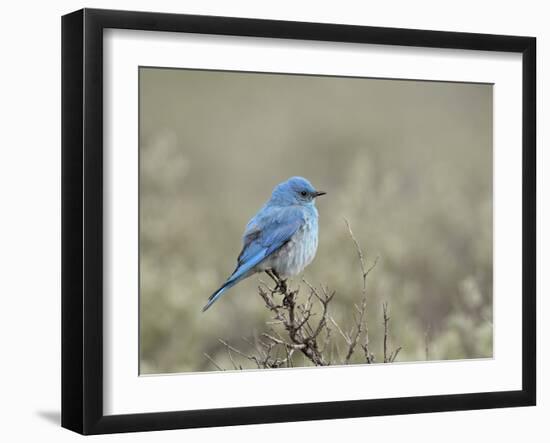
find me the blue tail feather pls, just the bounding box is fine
[202,278,240,312]
[202,251,265,312]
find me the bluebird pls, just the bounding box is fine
[202,177,325,312]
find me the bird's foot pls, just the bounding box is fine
[278,279,288,294]
[271,270,288,294]
[265,270,288,294]
[265,269,278,286]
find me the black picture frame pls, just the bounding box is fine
[61,8,536,435]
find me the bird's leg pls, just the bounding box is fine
[271,270,288,295]
[265,269,279,287]
[265,269,288,294]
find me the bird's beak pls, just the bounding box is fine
[314,191,327,198]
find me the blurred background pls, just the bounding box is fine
[139,67,493,374]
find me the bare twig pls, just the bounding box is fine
[382,302,402,363]
[424,325,431,361]
[262,332,306,350]
[329,315,351,345]
[225,346,240,370]
[203,353,225,371]
[218,338,262,368]
[207,219,401,370]
[344,218,379,364]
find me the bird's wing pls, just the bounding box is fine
[202,205,304,312]
[236,205,305,270]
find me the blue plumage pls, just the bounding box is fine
[202,177,325,312]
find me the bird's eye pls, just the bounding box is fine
[300,191,307,197]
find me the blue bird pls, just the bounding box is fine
[203,177,326,312]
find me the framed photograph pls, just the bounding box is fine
[61,8,536,435]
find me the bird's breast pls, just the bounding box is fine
[266,214,319,278]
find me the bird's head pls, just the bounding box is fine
[271,177,326,206]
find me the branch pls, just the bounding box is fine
[203,353,225,371]
[382,302,402,363]
[209,219,402,369]
[344,218,378,364]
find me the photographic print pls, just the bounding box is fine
[139,67,493,375]
[62,9,536,433]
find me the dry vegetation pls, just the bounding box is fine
[204,221,401,370]
[139,68,493,374]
